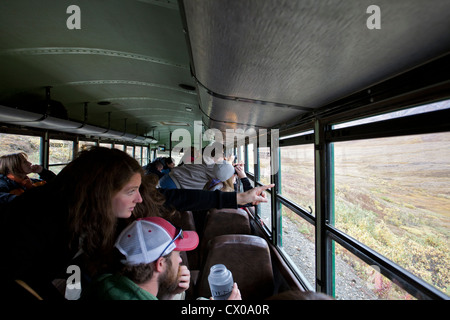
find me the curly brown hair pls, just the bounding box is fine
[54,147,145,257]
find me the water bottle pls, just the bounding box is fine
[208,264,234,300]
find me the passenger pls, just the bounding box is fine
[0,152,56,204]
[161,157,175,174]
[159,161,236,190]
[82,217,241,300]
[143,160,164,179]
[82,217,195,300]
[204,162,252,192]
[234,163,253,192]
[204,162,236,192]
[0,147,273,300]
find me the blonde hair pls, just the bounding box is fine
[0,152,29,177]
[204,175,235,192]
[221,176,235,192]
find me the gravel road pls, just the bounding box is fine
[281,216,379,300]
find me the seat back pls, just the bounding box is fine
[197,234,274,300]
[199,208,251,264]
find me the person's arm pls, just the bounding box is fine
[32,165,56,182]
[159,184,274,211]
[159,188,237,211]
[236,184,274,205]
[239,177,253,192]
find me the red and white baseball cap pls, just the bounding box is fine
[115,217,199,266]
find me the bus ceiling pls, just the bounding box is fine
[1,1,449,147]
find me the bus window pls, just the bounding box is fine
[114,144,125,151]
[280,144,315,215]
[258,190,272,231]
[258,146,271,185]
[333,241,415,300]
[142,146,149,166]
[247,143,255,175]
[237,144,244,163]
[135,146,143,165]
[49,139,74,174]
[333,131,450,296]
[126,145,134,157]
[79,140,96,151]
[281,205,316,288]
[99,143,112,148]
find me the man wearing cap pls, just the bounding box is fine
[82,217,240,300]
[81,217,196,300]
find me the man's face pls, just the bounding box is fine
[158,251,182,295]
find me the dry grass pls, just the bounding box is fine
[279,133,449,298]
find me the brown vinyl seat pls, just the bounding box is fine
[199,208,251,266]
[167,210,196,232]
[197,234,274,300]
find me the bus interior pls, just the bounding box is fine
[0,0,449,300]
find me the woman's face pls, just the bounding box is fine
[112,173,143,218]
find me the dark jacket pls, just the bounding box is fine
[0,168,56,204]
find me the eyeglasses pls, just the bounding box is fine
[158,228,183,259]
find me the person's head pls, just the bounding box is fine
[0,152,33,177]
[115,217,199,294]
[165,157,175,169]
[54,146,144,255]
[213,162,236,192]
[154,161,163,172]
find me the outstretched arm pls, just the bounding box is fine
[236,184,274,206]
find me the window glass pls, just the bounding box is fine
[258,191,272,231]
[333,132,450,295]
[99,143,112,148]
[135,146,142,165]
[126,145,134,157]
[247,143,255,174]
[142,147,149,166]
[333,99,450,129]
[49,139,73,174]
[334,241,416,300]
[79,140,96,151]
[258,146,271,185]
[114,144,125,151]
[280,144,315,215]
[281,205,316,288]
[0,133,41,162]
